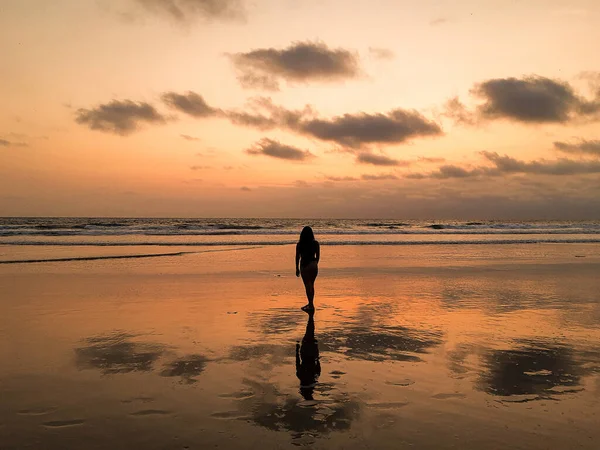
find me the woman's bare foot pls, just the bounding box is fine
[301,304,314,312]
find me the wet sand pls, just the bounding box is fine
[1,244,599,449]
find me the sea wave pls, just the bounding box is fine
[2,238,600,247]
[2,229,600,237]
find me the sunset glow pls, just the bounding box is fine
[1,0,599,218]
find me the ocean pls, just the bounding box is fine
[1,217,600,247]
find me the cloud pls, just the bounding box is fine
[442,97,476,125]
[554,139,600,157]
[240,186,251,191]
[418,156,446,163]
[171,95,440,150]
[294,180,311,188]
[482,151,600,175]
[190,165,211,170]
[356,152,405,166]
[0,138,28,148]
[368,47,394,60]
[245,138,314,161]
[161,91,218,117]
[408,152,600,179]
[298,109,442,148]
[230,41,361,91]
[430,18,448,26]
[325,175,358,182]
[473,76,589,123]
[181,134,200,141]
[226,110,278,130]
[131,0,245,23]
[361,173,398,180]
[75,100,167,135]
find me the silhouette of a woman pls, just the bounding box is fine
[295,226,320,312]
[296,310,320,400]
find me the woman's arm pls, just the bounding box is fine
[295,243,301,276]
[315,241,320,264]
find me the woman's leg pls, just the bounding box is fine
[301,263,318,308]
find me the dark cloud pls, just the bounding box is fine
[0,138,28,147]
[326,175,358,182]
[368,47,395,60]
[361,173,398,181]
[474,76,583,123]
[245,138,314,161]
[408,151,600,179]
[161,91,218,117]
[219,97,442,149]
[226,110,277,129]
[240,186,251,191]
[230,41,361,91]
[482,151,600,175]
[190,165,211,170]
[554,139,600,157]
[180,134,200,141]
[132,0,245,22]
[356,152,401,166]
[432,165,488,179]
[298,109,442,148]
[75,100,166,135]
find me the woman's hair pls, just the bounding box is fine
[299,226,315,246]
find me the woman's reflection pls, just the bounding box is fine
[296,310,321,400]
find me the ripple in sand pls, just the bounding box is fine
[210,411,251,420]
[432,393,466,400]
[18,407,58,416]
[121,397,154,404]
[130,409,171,416]
[366,402,409,409]
[218,391,255,399]
[43,419,85,428]
[385,379,415,387]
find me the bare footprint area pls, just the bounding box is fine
[129,410,171,416]
[18,407,58,416]
[385,379,415,387]
[42,419,85,428]
[210,411,251,420]
[432,393,467,400]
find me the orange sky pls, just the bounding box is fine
[1,0,599,218]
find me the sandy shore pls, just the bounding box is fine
[1,244,599,449]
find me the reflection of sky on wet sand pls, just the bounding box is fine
[75,332,165,374]
[1,245,600,448]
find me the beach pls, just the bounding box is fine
[1,240,599,449]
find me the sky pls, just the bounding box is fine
[1,0,599,219]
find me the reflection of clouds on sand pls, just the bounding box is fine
[476,342,587,400]
[227,378,359,436]
[228,343,291,362]
[319,325,443,362]
[75,332,165,374]
[160,354,209,384]
[75,332,210,383]
[439,275,599,315]
[446,343,481,378]
[246,307,302,335]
